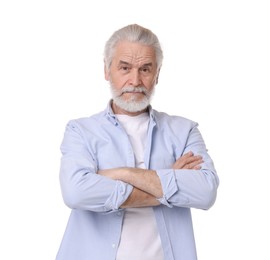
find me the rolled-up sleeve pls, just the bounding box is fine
[156,167,218,210]
[104,181,133,211]
[156,169,178,207]
[60,120,133,212]
[155,122,219,210]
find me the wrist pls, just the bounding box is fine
[119,167,133,183]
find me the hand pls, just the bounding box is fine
[172,151,203,170]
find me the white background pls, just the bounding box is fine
[0,0,269,259]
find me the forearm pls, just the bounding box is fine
[120,187,160,208]
[157,167,218,210]
[98,168,163,198]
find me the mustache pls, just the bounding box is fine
[120,86,148,95]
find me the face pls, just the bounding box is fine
[105,41,159,115]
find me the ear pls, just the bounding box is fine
[155,67,161,85]
[104,61,110,81]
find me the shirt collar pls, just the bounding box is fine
[105,100,156,124]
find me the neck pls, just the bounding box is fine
[111,101,148,116]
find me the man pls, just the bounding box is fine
[56,24,219,260]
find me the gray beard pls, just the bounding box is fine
[110,85,155,113]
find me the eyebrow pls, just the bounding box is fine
[118,60,153,67]
[141,62,153,67]
[118,61,130,66]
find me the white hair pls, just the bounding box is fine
[104,24,163,71]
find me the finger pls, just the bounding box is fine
[174,156,201,169]
[173,154,203,169]
[182,151,194,159]
[184,155,203,165]
[173,152,194,166]
[187,159,204,169]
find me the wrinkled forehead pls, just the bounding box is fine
[112,41,157,67]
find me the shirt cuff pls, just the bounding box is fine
[156,169,178,207]
[104,181,133,211]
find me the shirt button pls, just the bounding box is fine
[112,244,116,248]
[117,212,122,216]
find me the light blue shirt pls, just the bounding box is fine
[56,102,219,260]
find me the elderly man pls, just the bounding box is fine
[56,24,219,260]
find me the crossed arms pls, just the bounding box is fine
[60,120,219,212]
[99,152,203,208]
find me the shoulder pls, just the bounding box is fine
[152,109,198,129]
[65,110,106,132]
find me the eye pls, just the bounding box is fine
[120,66,130,72]
[140,66,151,74]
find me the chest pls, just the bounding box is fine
[90,124,185,171]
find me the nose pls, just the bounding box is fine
[128,69,142,86]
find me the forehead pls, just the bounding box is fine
[113,41,156,66]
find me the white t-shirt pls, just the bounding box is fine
[116,113,164,260]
